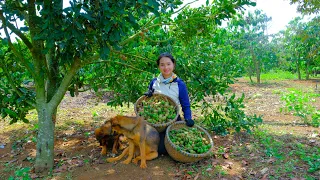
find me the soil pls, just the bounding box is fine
[0,78,319,180]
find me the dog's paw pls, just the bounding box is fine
[121,159,131,164]
[140,163,147,169]
[101,151,107,155]
[132,158,139,165]
[106,158,115,163]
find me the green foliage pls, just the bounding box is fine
[0,47,35,124]
[0,85,35,124]
[280,16,320,80]
[228,9,274,82]
[8,167,31,180]
[260,70,297,80]
[294,143,320,173]
[253,130,320,176]
[254,130,284,159]
[289,0,320,14]
[280,88,320,127]
[200,93,263,135]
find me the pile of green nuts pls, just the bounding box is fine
[169,127,211,154]
[138,97,176,124]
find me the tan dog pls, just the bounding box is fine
[106,115,160,168]
[94,121,127,155]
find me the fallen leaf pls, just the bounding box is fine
[267,157,276,164]
[175,170,185,177]
[223,162,233,169]
[211,159,219,166]
[53,164,68,173]
[183,174,192,180]
[105,169,115,175]
[261,174,268,180]
[7,159,18,164]
[241,160,248,166]
[223,153,229,159]
[260,167,268,175]
[0,153,9,158]
[153,171,164,176]
[206,168,213,172]
[30,173,39,179]
[309,139,316,143]
[194,173,200,180]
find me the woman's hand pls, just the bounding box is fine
[144,89,154,97]
[185,119,194,127]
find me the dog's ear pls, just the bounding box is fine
[112,125,121,132]
[94,127,101,137]
[94,128,103,143]
[102,121,112,135]
[111,115,122,125]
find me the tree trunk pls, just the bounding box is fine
[306,58,310,80]
[296,57,301,80]
[35,103,55,172]
[251,48,260,84]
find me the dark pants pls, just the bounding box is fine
[158,115,182,155]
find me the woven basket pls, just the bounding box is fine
[134,93,180,133]
[164,121,214,163]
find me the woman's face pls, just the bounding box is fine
[159,57,175,79]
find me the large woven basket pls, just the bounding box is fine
[164,121,214,163]
[134,93,180,133]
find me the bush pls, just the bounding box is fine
[280,88,320,127]
[199,93,263,135]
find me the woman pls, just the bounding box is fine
[144,52,194,154]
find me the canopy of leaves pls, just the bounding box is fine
[289,0,320,15]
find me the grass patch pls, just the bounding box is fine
[249,129,320,179]
[260,70,298,80]
[243,70,304,82]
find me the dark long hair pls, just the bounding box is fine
[156,52,176,66]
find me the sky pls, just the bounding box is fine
[244,0,300,34]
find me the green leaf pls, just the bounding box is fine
[4,108,18,117]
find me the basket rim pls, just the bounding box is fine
[134,93,180,127]
[165,121,214,158]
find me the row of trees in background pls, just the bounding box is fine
[0,0,319,173]
[227,9,320,83]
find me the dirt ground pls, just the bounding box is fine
[0,78,319,180]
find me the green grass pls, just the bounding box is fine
[243,70,302,81]
[249,129,320,179]
[260,70,298,80]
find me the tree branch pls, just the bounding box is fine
[173,0,199,15]
[88,59,153,74]
[48,56,82,108]
[110,49,154,63]
[0,10,33,50]
[0,15,37,78]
